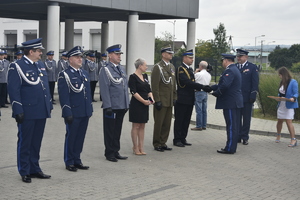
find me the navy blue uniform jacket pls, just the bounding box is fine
[7,57,53,119]
[213,64,243,109]
[58,66,93,118]
[239,61,259,102]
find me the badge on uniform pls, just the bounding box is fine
[26,73,29,76]
[71,69,74,73]
[40,73,43,76]
[75,84,78,87]
[31,77,34,81]
[85,78,87,81]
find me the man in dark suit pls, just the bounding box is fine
[236,49,259,145]
[211,54,243,154]
[58,46,93,172]
[7,38,53,183]
[173,50,211,147]
[151,45,177,152]
[99,44,129,162]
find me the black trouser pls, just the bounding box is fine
[239,102,253,141]
[223,108,241,153]
[48,81,55,101]
[90,81,97,100]
[173,102,194,144]
[0,83,7,106]
[103,109,126,158]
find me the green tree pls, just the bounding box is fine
[212,23,230,60]
[195,39,214,58]
[269,47,293,69]
[154,31,173,63]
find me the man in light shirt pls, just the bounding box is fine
[191,61,211,131]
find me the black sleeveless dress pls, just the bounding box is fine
[128,73,151,123]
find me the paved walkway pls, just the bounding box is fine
[0,94,299,199]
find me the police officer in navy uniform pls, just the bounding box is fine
[7,38,53,183]
[44,51,57,104]
[57,51,68,76]
[173,49,211,147]
[99,44,129,162]
[0,50,9,108]
[236,49,259,145]
[211,54,243,154]
[15,50,24,61]
[83,52,98,102]
[58,46,93,171]
[99,53,108,69]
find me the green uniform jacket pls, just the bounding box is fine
[151,60,177,107]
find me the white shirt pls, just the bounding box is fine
[194,69,211,85]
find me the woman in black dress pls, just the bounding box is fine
[128,58,155,155]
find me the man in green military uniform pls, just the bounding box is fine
[151,45,177,152]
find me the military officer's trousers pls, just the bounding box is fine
[239,102,253,141]
[152,106,172,148]
[223,108,241,153]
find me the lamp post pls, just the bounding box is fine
[260,40,264,67]
[254,35,265,64]
[267,41,275,68]
[167,20,176,52]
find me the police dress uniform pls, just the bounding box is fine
[58,47,93,169]
[83,55,98,101]
[211,54,243,154]
[7,38,53,178]
[151,59,177,149]
[45,53,57,102]
[173,60,206,146]
[236,49,259,143]
[99,45,129,161]
[0,55,9,107]
[57,51,69,79]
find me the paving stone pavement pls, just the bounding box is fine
[0,94,300,200]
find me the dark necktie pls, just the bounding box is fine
[240,64,243,69]
[116,65,121,74]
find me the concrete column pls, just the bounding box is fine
[47,2,60,62]
[101,21,109,53]
[39,20,47,58]
[126,12,138,75]
[65,19,74,51]
[187,18,196,65]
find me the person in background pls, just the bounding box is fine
[275,67,298,147]
[0,50,9,108]
[99,44,129,162]
[99,53,108,69]
[7,38,52,183]
[210,54,243,154]
[128,58,154,155]
[191,61,212,131]
[58,46,93,171]
[15,50,24,61]
[236,49,259,145]
[83,52,98,102]
[57,51,68,75]
[44,51,57,104]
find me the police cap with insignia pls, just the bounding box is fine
[46,50,54,55]
[3,50,7,54]
[101,53,107,57]
[61,51,68,57]
[106,44,123,54]
[161,45,174,54]
[87,52,95,57]
[236,49,249,56]
[21,38,45,49]
[66,46,83,57]
[15,50,23,55]
[182,49,193,57]
[0,50,5,55]
[221,53,236,61]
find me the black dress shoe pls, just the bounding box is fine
[217,149,234,154]
[106,157,118,162]
[242,140,249,145]
[52,102,56,105]
[162,146,172,151]
[30,172,51,179]
[66,165,78,172]
[74,164,89,170]
[174,142,185,147]
[182,141,192,146]
[115,154,128,160]
[21,175,31,183]
[92,99,97,102]
[154,146,164,152]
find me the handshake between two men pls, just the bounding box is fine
[200,84,220,97]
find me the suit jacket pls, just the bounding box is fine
[212,63,243,109]
[279,79,299,109]
[238,61,259,102]
[151,60,177,107]
[0,59,9,83]
[176,63,204,105]
[99,62,129,110]
[7,56,53,119]
[44,59,57,82]
[58,66,93,118]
